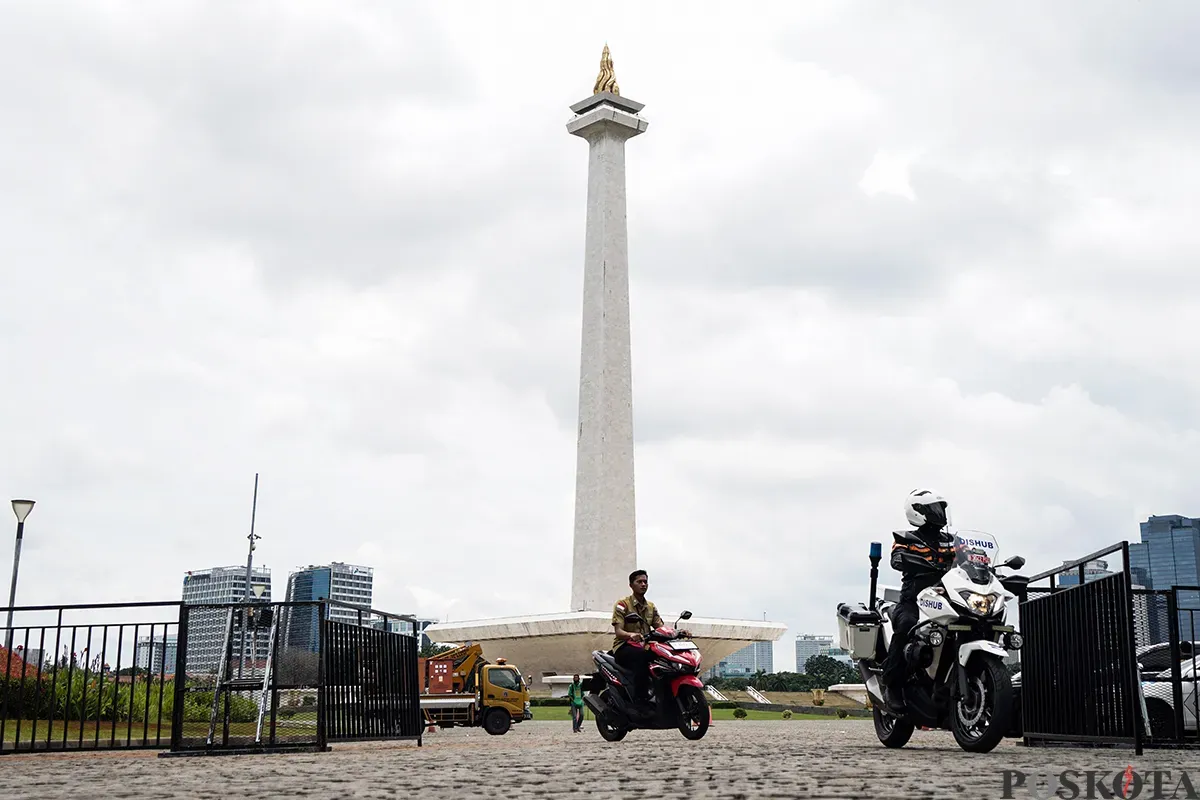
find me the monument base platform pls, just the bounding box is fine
[424,611,786,691]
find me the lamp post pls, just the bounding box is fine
[5,499,35,652]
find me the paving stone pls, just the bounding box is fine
[2,720,1196,799]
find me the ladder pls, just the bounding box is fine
[206,606,279,747]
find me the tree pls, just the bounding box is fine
[419,643,454,659]
[803,654,858,688]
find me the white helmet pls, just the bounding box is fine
[905,489,950,528]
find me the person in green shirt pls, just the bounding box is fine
[567,674,585,732]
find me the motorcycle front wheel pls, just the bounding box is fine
[951,657,1013,753]
[676,685,710,741]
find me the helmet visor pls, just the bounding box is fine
[915,501,948,528]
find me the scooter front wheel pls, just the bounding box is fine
[677,685,710,741]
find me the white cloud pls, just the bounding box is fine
[2,1,1198,671]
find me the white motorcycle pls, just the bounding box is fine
[836,530,1030,753]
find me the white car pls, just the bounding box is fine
[1142,656,1200,738]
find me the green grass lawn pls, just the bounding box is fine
[529,706,838,722]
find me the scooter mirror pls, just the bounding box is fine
[679,610,692,620]
[1002,556,1026,570]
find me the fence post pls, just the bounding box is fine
[1167,588,1185,741]
[317,601,327,751]
[1121,542,1144,756]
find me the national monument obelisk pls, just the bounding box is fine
[424,48,785,690]
[567,44,646,613]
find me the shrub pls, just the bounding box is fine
[711,701,737,710]
[781,710,793,720]
[530,696,572,707]
[836,709,849,719]
[732,708,748,719]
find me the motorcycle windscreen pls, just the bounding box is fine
[952,530,999,585]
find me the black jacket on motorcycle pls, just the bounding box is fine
[890,525,956,603]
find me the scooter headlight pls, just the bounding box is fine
[927,628,945,647]
[959,591,999,616]
[1006,632,1023,651]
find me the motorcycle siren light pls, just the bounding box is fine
[869,542,882,559]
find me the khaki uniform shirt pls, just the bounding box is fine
[611,594,663,651]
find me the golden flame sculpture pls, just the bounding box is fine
[593,44,620,95]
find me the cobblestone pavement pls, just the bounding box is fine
[3,720,1198,799]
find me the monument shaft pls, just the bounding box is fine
[567,98,647,612]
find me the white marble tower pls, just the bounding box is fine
[567,45,648,612]
[423,49,787,687]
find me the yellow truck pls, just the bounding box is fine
[418,643,531,735]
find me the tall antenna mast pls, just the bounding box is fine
[239,473,260,678]
[244,472,260,600]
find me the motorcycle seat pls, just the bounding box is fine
[593,650,639,685]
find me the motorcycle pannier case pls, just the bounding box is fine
[836,603,881,660]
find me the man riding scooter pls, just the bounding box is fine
[611,569,690,716]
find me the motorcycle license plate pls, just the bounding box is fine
[669,641,698,651]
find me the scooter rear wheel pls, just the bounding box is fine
[595,711,628,742]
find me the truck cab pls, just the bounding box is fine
[479,663,532,729]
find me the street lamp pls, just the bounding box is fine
[5,499,35,651]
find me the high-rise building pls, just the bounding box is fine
[795,634,833,674]
[1056,559,1115,587]
[181,565,272,673]
[135,634,178,674]
[1129,515,1200,643]
[705,641,773,679]
[410,618,437,651]
[283,563,374,652]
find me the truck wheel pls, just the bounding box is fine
[483,708,511,736]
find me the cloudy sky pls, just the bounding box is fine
[2,1,1199,670]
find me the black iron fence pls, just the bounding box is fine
[1138,587,1200,748]
[1019,543,1145,754]
[323,601,422,743]
[1,601,182,753]
[2,599,421,756]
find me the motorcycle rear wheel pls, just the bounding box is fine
[676,685,710,741]
[873,705,915,748]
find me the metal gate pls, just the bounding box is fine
[1019,543,1145,754]
[169,601,327,754]
[1,602,181,754]
[322,604,421,744]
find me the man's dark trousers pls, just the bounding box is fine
[615,643,655,702]
[882,600,920,690]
